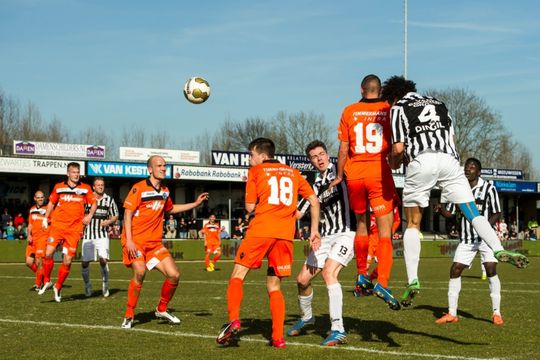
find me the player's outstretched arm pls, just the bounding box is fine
[170,192,209,214]
[123,209,138,259]
[306,194,321,251]
[390,143,404,169]
[329,141,348,189]
[42,202,55,229]
[83,201,98,225]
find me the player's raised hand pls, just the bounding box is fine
[328,176,342,191]
[196,192,209,205]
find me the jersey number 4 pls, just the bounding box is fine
[353,122,383,154]
[268,176,293,206]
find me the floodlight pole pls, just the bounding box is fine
[404,0,408,79]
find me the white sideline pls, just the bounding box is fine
[1,275,539,293]
[0,318,501,360]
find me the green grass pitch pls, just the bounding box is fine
[0,257,537,360]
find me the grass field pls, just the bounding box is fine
[0,257,538,360]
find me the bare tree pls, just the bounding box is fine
[150,129,169,149]
[426,88,534,177]
[121,125,146,148]
[275,111,337,155]
[182,129,215,165]
[209,111,336,156]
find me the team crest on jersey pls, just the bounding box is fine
[132,187,137,194]
[239,252,245,259]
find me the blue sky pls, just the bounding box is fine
[1,0,539,173]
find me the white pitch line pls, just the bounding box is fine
[0,318,501,360]
[1,275,539,293]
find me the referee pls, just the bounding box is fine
[81,177,119,297]
[436,158,504,325]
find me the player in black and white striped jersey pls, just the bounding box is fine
[288,140,356,346]
[382,76,528,307]
[81,177,119,297]
[435,158,504,325]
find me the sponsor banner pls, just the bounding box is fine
[0,157,85,175]
[211,150,337,172]
[88,161,171,178]
[13,140,105,159]
[493,180,537,193]
[173,165,248,182]
[481,168,523,180]
[119,147,200,164]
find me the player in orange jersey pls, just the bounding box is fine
[25,191,49,291]
[201,214,221,272]
[216,138,320,348]
[354,201,401,296]
[120,155,209,329]
[331,74,400,310]
[38,162,97,302]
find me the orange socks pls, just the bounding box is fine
[376,237,393,288]
[56,263,71,289]
[269,290,285,340]
[227,278,243,321]
[35,266,44,287]
[126,279,143,318]
[354,235,369,275]
[157,279,178,312]
[42,257,54,283]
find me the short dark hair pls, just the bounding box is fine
[465,157,482,170]
[305,140,327,157]
[67,162,80,170]
[361,74,381,93]
[381,75,417,103]
[248,137,275,158]
[93,176,105,184]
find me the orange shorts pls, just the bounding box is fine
[25,235,47,258]
[122,241,171,270]
[206,244,222,255]
[47,226,82,257]
[347,176,396,216]
[234,236,293,277]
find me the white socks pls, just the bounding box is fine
[327,283,344,333]
[448,277,461,317]
[298,291,313,321]
[403,228,421,284]
[471,217,504,252]
[100,263,109,284]
[82,266,90,285]
[488,275,501,315]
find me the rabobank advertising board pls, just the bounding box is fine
[87,161,172,178]
[173,165,248,182]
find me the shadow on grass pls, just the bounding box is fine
[234,313,488,348]
[413,304,492,324]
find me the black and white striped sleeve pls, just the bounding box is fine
[108,197,119,218]
[391,105,406,144]
[486,184,501,215]
[297,197,310,216]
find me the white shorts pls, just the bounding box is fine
[306,231,355,268]
[403,152,474,208]
[81,237,110,262]
[453,241,497,266]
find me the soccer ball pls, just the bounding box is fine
[183,77,211,104]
